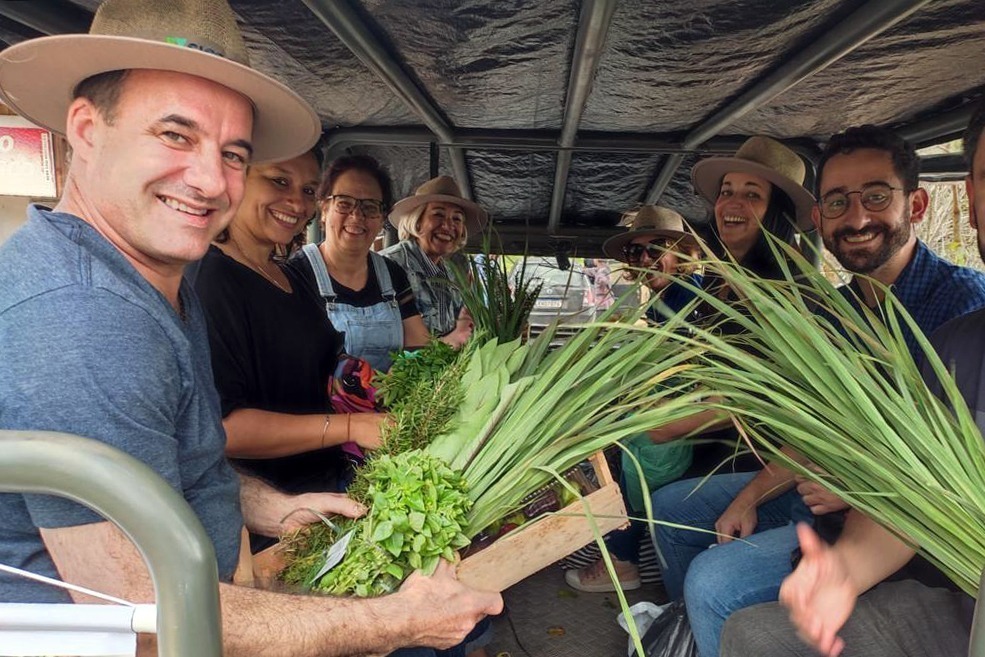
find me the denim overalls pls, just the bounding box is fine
[302,244,404,372]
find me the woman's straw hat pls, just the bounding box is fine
[602,205,698,261]
[691,136,815,229]
[389,175,489,236]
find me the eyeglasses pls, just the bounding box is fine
[325,194,386,219]
[622,238,678,261]
[818,183,902,220]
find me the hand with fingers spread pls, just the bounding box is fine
[779,523,855,657]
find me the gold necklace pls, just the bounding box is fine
[226,235,291,294]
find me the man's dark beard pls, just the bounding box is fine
[825,207,912,274]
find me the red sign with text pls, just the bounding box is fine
[0,116,57,198]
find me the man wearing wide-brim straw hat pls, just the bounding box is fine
[383,176,488,346]
[0,0,501,653]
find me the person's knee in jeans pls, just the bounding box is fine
[651,473,755,599]
[684,524,799,657]
[650,477,704,598]
[684,544,761,657]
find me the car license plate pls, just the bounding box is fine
[535,299,563,309]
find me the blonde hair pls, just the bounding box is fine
[398,202,469,250]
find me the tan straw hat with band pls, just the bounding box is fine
[389,175,489,236]
[691,136,815,230]
[602,205,698,261]
[0,0,320,163]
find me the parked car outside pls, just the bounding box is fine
[510,258,596,330]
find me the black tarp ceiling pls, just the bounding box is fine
[3,0,985,255]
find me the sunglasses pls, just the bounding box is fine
[622,238,679,261]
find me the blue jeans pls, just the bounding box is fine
[650,472,813,657]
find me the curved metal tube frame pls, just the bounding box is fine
[0,430,222,657]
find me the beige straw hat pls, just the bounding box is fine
[389,175,489,235]
[0,0,320,163]
[602,205,698,261]
[691,136,815,230]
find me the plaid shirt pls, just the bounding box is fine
[841,240,985,359]
[380,239,463,336]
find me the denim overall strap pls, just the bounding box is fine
[301,243,338,308]
[368,251,397,306]
[302,245,404,371]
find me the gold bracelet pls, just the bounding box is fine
[320,415,331,449]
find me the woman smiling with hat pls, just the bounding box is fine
[692,135,815,284]
[382,175,488,347]
[602,205,702,324]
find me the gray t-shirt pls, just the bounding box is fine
[0,206,242,602]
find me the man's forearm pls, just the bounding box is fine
[219,582,410,657]
[238,473,292,537]
[732,445,806,508]
[138,582,411,657]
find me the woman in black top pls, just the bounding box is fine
[194,150,385,500]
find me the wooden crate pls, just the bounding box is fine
[250,451,627,592]
[456,451,627,592]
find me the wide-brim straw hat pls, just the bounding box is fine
[389,175,489,235]
[0,0,320,163]
[691,136,815,230]
[602,205,699,261]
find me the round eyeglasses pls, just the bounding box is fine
[818,183,902,220]
[326,194,386,219]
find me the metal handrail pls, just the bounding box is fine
[0,430,222,657]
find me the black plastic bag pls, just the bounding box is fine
[636,600,697,657]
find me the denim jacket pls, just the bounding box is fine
[381,239,463,336]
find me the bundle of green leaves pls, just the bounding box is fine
[374,340,460,411]
[448,247,541,343]
[663,241,985,596]
[285,450,471,596]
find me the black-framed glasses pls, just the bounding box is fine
[325,194,386,219]
[622,238,678,261]
[818,183,902,220]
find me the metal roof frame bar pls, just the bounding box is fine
[0,0,90,36]
[326,126,753,156]
[547,0,617,232]
[643,0,933,206]
[300,0,473,199]
[897,103,978,148]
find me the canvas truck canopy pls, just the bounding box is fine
[2,0,983,256]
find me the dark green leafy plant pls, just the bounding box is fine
[374,340,459,411]
[448,234,541,343]
[295,450,471,597]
